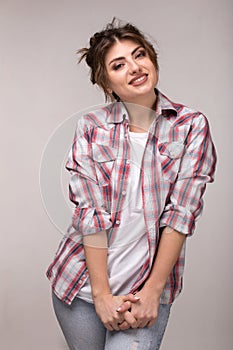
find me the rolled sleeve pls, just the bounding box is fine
[66,118,112,235]
[160,113,217,236]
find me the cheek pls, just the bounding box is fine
[146,60,157,73]
[108,74,124,89]
[151,67,158,83]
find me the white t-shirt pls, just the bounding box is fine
[78,131,149,302]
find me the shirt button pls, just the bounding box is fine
[122,190,126,196]
[126,160,130,164]
[115,220,120,225]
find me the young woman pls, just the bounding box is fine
[46,19,216,350]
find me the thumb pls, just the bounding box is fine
[116,294,140,313]
[116,300,131,313]
[124,293,140,303]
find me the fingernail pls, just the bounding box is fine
[116,307,121,312]
[134,296,140,300]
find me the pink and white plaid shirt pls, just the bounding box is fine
[46,90,216,305]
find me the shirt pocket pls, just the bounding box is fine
[92,143,118,186]
[158,141,185,183]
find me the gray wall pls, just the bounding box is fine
[1,0,232,349]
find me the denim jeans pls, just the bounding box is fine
[52,292,171,350]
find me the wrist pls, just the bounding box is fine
[142,279,165,298]
[92,288,112,300]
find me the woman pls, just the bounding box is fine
[46,19,216,349]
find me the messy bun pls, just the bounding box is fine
[77,18,158,101]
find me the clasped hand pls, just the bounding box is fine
[94,289,160,331]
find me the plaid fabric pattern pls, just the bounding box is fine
[46,91,216,305]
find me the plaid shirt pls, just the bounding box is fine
[46,90,216,305]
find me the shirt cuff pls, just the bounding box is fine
[159,204,196,236]
[72,207,112,235]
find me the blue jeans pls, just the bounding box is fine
[52,292,171,350]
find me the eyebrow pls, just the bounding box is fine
[108,45,143,66]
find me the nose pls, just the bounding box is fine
[128,58,141,74]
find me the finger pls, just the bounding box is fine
[116,300,132,313]
[137,320,149,328]
[104,315,122,331]
[106,322,120,331]
[123,311,138,329]
[112,324,121,331]
[123,294,140,303]
[111,312,126,331]
[118,321,130,330]
[116,294,141,313]
[147,318,157,328]
[104,323,114,331]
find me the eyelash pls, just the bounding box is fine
[135,49,146,59]
[112,49,147,71]
[113,63,124,71]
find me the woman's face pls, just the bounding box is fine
[105,39,158,106]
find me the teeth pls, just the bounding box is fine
[133,75,145,83]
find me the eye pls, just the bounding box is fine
[112,63,124,71]
[135,49,146,59]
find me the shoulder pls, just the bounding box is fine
[161,92,209,128]
[76,103,116,131]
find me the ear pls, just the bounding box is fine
[107,88,113,94]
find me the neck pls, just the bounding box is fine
[128,90,157,109]
[124,93,157,132]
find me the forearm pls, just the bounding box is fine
[83,231,139,330]
[143,227,186,297]
[83,230,110,298]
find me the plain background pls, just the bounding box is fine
[1,0,232,349]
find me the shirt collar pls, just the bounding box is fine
[106,101,128,124]
[106,89,177,124]
[155,89,177,118]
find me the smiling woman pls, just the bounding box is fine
[46,18,217,350]
[77,19,159,103]
[105,40,158,108]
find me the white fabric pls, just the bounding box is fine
[78,131,149,302]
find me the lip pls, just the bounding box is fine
[129,74,148,86]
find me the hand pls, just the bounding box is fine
[93,293,140,331]
[117,288,160,329]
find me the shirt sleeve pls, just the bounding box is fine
[65,118,112,235]
[159,113,217,236]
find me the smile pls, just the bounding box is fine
[129,74,148,86]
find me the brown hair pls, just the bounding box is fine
[77,18,159,101]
